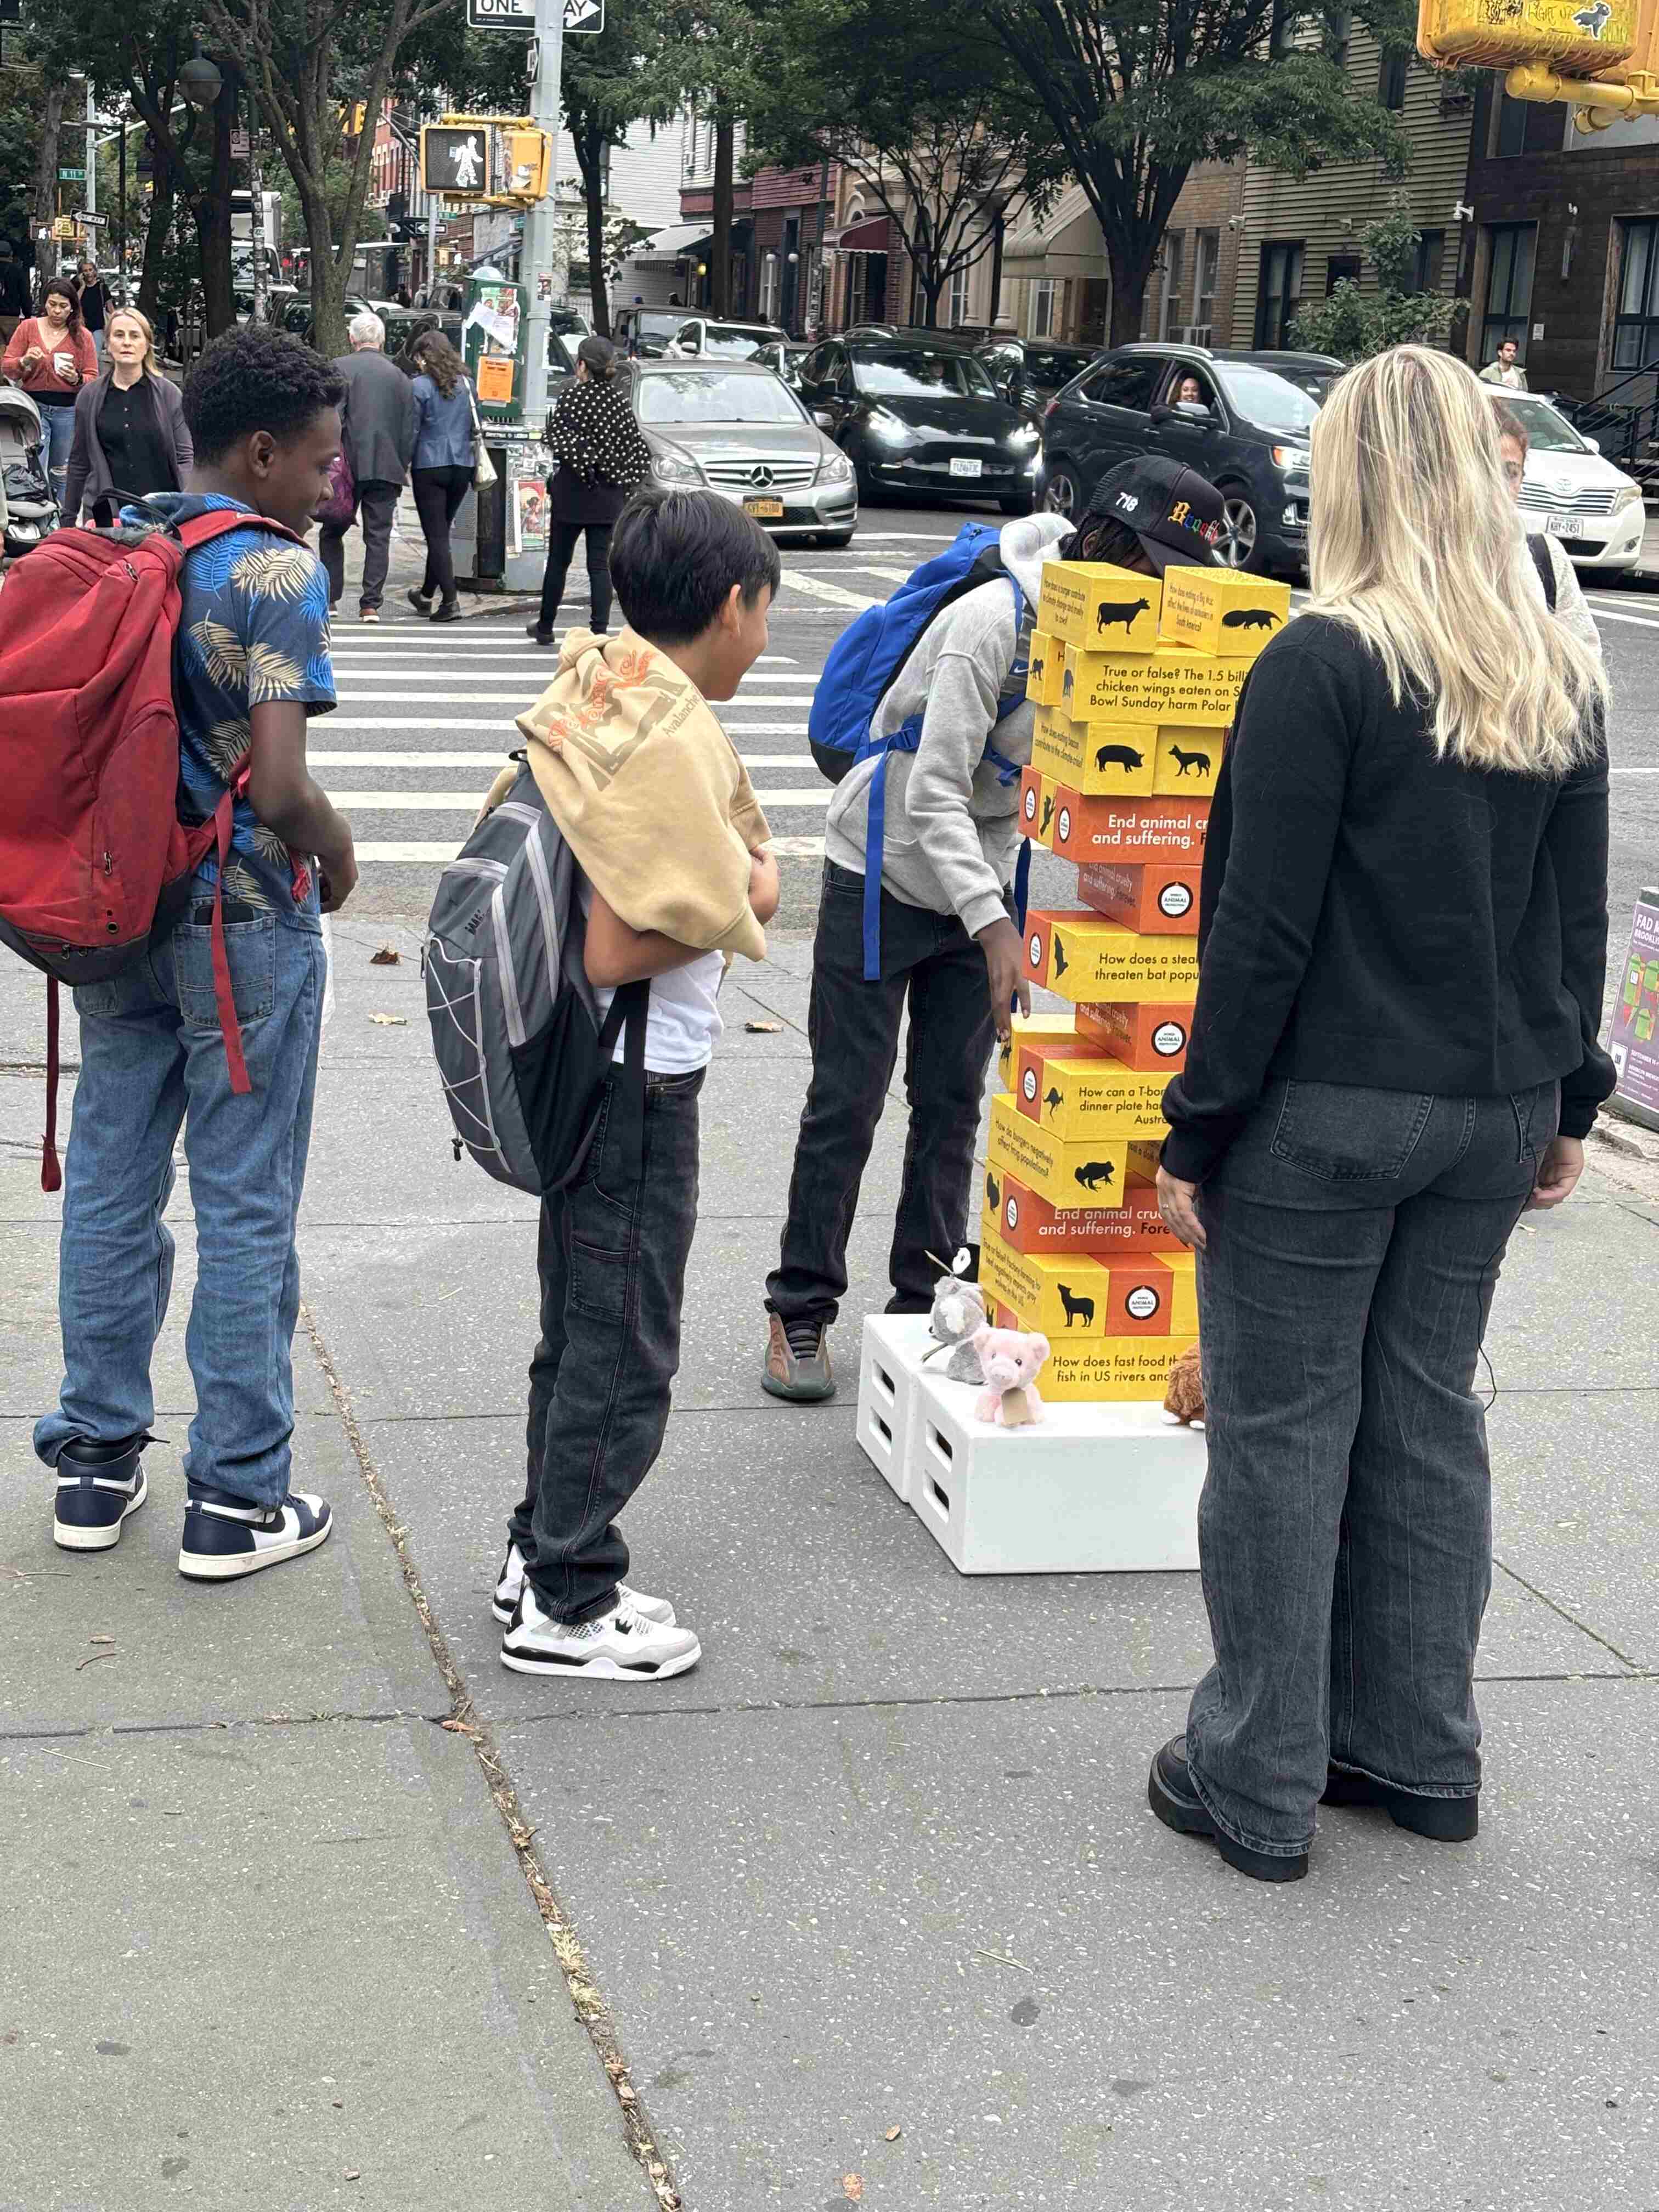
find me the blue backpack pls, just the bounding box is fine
[808,523,1034,980]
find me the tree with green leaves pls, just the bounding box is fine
[1290,201,1466,360]
[980,0,1417,343]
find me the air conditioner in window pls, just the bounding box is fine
[1182,325,1214,347]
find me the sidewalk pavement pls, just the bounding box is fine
[4,930,1658,2211]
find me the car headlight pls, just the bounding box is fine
[1611,484,1644,517]
[866,407,912,446]
[1272,445,1311,478]
[651,450,702,485]
[817,451,854,484]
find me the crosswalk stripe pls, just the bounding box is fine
[353,835,827,862]
[321,788,831,810]
[308,750,814,768]
[780,569,877,610]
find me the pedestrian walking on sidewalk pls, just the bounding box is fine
[2,279,97,503]
[526,335,651,648]
[405,330,475,625]
[0,240,31,344]
[1150,347,1612,1883]
[319,308,415,624]
[36,324,358,1580]
[64,308,193,527]
[76,261,109,365]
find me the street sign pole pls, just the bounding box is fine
[521,0,565,436]
[86,79,96,227]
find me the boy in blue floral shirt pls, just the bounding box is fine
[37,326,360,1582]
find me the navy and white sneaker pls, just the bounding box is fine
[53,1436,148,1551]
[490,1541,676,1629]
[178,1487,333,1582]
[500,1585,701,1679]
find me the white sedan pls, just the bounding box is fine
[1498,392,1646,574]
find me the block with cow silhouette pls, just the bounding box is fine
[1158,567,1291,659]
[1048,789,1209,867]
[1077,859,1200,938]
[1022,909,1199,1000]
[1024,629,1066,707]
[1036,560,1162,654]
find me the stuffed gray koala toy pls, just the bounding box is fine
[923,1272,988,1385]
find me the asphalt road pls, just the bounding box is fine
[320,504,1658,966]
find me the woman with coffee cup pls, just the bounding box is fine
[3,278,98,501]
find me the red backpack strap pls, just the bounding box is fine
[173,507,304,552]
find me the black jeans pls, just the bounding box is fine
[511,1066,703,1623]
[538,518,614,636]
[411,464,471,605]
[1184,1075,1560,1862]
[766,860,998,1329]
[319,476,401,611]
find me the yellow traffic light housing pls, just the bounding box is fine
[1417,0,1659,126]
[499,129,550,201]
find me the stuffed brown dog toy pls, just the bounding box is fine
[1161,1342,1205,1430]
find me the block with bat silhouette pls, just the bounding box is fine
[996,1171,1182,1260]
[1077,859,1200,936]
[988,1091,1128,1214]
[1014,1049,1169,1142]
[1062,641,1245,724]
[1018,765,1057,850]
[1076,998,1195,1073]
[1037,560,1162,652]
[1022,909,1199,1001]
[1159,567,1291,658]
[995,1010,1075,1095]
[1025,631,1066,706]
[1032,707,1158,796]
[1048,789,1210,867]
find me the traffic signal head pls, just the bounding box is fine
[1417,0,1639,74]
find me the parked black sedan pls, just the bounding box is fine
[795,337,1041,511]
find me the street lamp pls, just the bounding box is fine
[180,54,223,110]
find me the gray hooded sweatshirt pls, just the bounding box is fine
[823,514,1073,941]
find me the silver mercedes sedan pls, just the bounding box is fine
[629,359,859,546]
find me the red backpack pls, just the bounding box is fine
[0,510,302,1190]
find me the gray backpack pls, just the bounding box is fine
[424,761,646,1195]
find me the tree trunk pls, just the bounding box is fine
[194,79,236,340]
[710,104,733,317]
[35,81,66,281]
[1107,237,1154,347]
[578,122,610,339]
[138,167,176,324]
[308,193,351,358]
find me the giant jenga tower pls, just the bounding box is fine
[980,555,1291,1404]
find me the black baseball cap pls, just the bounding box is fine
[1078,455,1226,574]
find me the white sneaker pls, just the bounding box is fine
[500,1585,701,1680]
[489,1542,676,1629]
[178,1488,332,1581]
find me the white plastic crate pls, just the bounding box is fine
[908,1368,1206,1575]
[855,1314,941,1504]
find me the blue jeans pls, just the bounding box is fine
[41,400,74,501]
[1184,1077,1559,1861]
[35,907,324,1509]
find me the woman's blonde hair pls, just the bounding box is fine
[105,307,158,376]
[1306,345,1605,776]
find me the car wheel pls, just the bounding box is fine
[1043,462,1082,518]
[1000,490,1035,517]
[1216,487,1268,573]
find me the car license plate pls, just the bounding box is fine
[1544,515,1584,539]
[743,496,785,518]
[949,457,983,479]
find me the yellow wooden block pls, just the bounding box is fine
[1040,1333,1197,1403]
[1037,561,1161,653]
[995,1012,1075,1096]
[1025,909,1200,1001]
[1017,1053,1169,1143]
[988,1092,1127,1211]
[1032,709,1159,797]
[1152,726,1221,798]
[1158,568,1291,658]
[981,1227,1113,1339]
[1063,642,1245,724]
[1026,631,1066,706]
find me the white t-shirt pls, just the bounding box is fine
[579,881,725,1073]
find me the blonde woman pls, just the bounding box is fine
[64,307,193,526]
[1149,347,1612,1883]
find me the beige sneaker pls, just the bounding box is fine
[762,1312,836,1402]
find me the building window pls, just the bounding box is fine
[759,251,779,321]
[947,262,972,328]
[1030,278,1060,338]
[1482,223,1535,361]
[1269,0,1294,57]
[1326,253,1362,295]
[1496,91,1567,156]
[1323,7,1351,65]
[1255,240,1305,347]
[1379,49,1408,109]
[1612,217,1659,370]
[1412,228,1445,294]
[1159,232,1185,340]
[1191,229,1219,343]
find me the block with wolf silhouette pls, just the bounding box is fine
[1015,1050,1169,1142]
[1076,998,1195,1073]
[1018,765,1056,851]
[1024,629,1065,707]
[997,1171,1181,1260]
[988,1092,1133,1215]
[1077,859,1200,937]
[1022,909,1199,1000]
[1152,727,1221,798]
[983,1225,1196,1344]
[995,1009,1075,1094]
[1048,789,1210,867]
[1037,560,1162,652]
[1062,641,1246,725]
[1158,566,1291,658]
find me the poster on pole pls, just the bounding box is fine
[1608,888,1659,1132]
[465,0,606,29]
[462,276,529,424]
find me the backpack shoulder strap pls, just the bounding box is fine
[1526,532,1557,612]
[174,508,303,552]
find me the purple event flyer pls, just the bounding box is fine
[1609,890,1659,1132]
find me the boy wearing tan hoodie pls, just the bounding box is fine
[494,491,781,1681]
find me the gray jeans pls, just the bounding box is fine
[1184,1076,1560,1860]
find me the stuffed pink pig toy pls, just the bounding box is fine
[970,1324,1050,1427]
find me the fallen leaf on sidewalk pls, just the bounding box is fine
[368,1014,408,1026]
[744,1020,782,1034]
[439,1718,478,1735]
[89,1633,115,1645]
[75,1649,116,1672]
[884,2126,901,2141]
[370,945,401,966]
[842,2176,864,2202]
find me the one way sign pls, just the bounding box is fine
[465,0,606,28]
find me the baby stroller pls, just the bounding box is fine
[0,386,58,560]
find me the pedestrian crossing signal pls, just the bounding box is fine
[422,126,492,199]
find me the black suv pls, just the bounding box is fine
[1039,344,1342,574]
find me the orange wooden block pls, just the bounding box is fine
[1077,859,1199,936]
[1077,999,1195,1073]
[1018,764,1058,849]
[1049,788,1210,867]
[987,1170,1181,1259]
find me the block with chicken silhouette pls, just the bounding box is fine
[1076,998,1195,1073]
[1023,910,1199,1001]
[1048,789,1209,867]
[1077,859,1200,936]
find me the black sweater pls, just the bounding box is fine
[1160,614,1614,1183]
